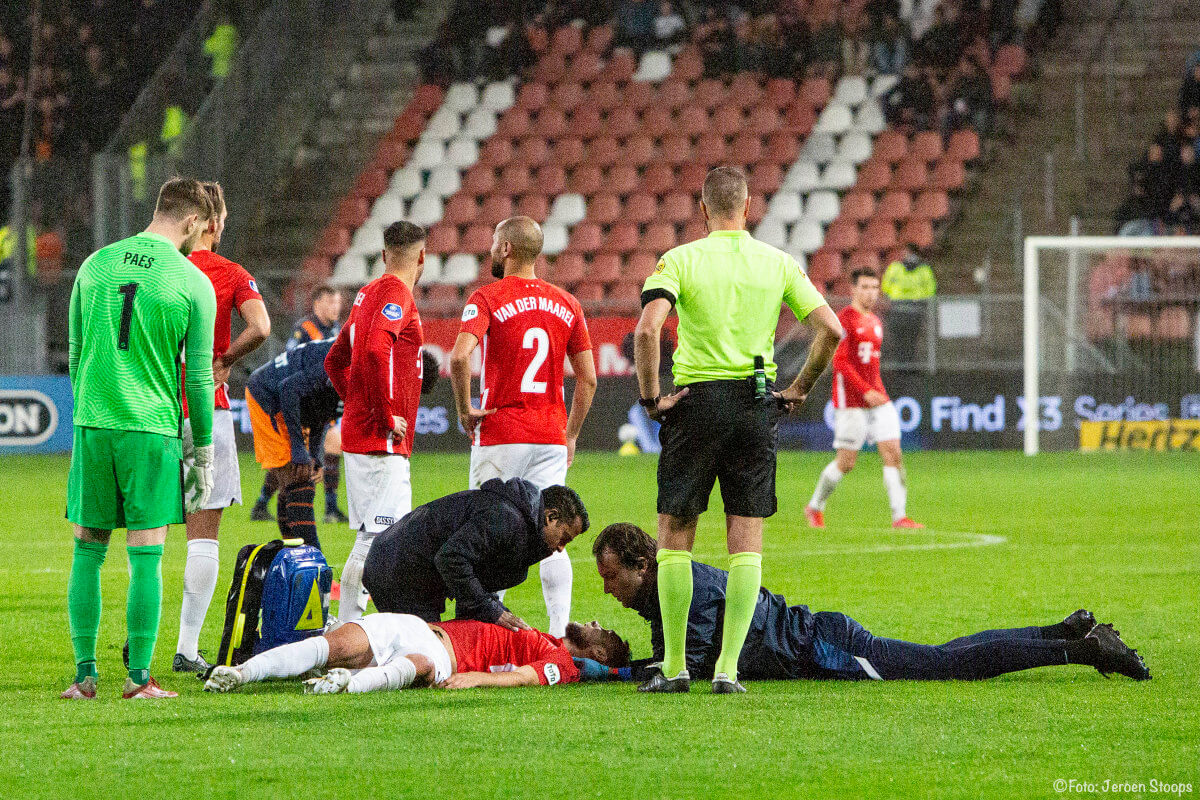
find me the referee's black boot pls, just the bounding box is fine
[711,673,747,694]
[638,666,691,693]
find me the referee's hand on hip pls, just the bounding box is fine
[646,387,689,422]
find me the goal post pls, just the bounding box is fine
[1023,235,1200,455]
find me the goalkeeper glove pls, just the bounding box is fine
[184,444,215,514]
[573,658,633,682]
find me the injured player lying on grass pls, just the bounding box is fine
[204,613,630,694]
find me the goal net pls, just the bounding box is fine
[1023,235,1200,454]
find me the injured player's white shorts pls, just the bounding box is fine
[183,408,242,510]
[344,452,411,533]
[469,443,568,490]
[351,612,452,683]
[833,402,902,451]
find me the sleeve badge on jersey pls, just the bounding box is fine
[248,279,258,293]
[543,663,561,685]
[654,260,666,273]
[381,302,404,321]
[461,303,479,322]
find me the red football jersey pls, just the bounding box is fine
[188,248,261,409]
[831,305,888,409]
[459,276,592,447]
[438,619,580,686]
[325,274,423,456]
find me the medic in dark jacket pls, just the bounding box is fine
[362,478,589,629]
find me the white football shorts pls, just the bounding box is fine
[344,452,411,533]
[351,612,452,683]
[833,402,902,451]
[469,443,569,490]
[183,408,242,510]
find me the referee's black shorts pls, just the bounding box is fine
[656,378,779,518]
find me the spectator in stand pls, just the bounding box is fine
[0,65,24,161]
[699,13,737,78]
[481,22,536,82]
[916,4,962,71]
[1174,144,1200,196]
[653,1,686,48]
[884,62,936,133]
[1129,143,1172,220]
[806,8,842,79]
[840,7,870,76]
[869,13,909,75]
[945,58,994,136]
[419,22,459,86]
[614,0,657,54]
[1114,183,1156,236]
[1154,110,1184,155]
[1181,64,1200,117]
[1164,191,1200,233]
[754,14,793,79]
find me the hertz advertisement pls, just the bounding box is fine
[1080,420,1200,452]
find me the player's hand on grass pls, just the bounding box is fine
[212,356,230,387]
[773,386,808,416]
[437,672,486,690]
[458,406,495,437]
[391,416,408,439]
[647,387,689,422]
[863,390,887,408]
[184,444,215,514]
[496,610,531,632]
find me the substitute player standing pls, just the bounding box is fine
[62,178,217,700]
[448,216,596,637]
[175,181,271,673]
[805,269,923,529]
[634,167,843,693]
[325,220,426,622]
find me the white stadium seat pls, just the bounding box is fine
[348,221,384,257]
[406,192,444,227]
[813,102,853,136]
[441,253,479,285]
[753,218,788,250]
[766,192,803,223]
[409,139,445,170]
[541,222,569,255]
[388,166,423,199]
[788,220,825,253]
[870,74,900,97]
[462,106,498,141]
[367,253,385,280]
[548,193,586,226]
[444,137,480,169]
[833,76,868,107]
[425,164,462,198]
[424,106,462,141]
[368,192,405,226]
[836,131,873,164]
[852,100,887,135]
[480,81,516,112]
[819,160,857,191]
[417,253,443,285]
[443,82,479,113]
[801,133,837,164]
[783,161,821,193]
[633,50,672,83]
[330,252,369,287]
[802,190,840,224]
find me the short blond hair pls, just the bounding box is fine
[496,216,543,262]
[701,166,748,218]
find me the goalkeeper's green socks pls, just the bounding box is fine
[712,551,763,681]
[126,544,164,684]
[68,538,108,683]
[656,549,693,679]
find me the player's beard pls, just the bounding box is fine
[490,257,504,279]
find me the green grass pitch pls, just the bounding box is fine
[0,450,1196,799]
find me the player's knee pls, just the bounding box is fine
[407,654,435,686]
[836,452,857,472]
[324,622,372,669]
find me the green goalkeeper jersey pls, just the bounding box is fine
[69,231,217,446]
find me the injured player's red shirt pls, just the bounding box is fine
[438,619,579,686]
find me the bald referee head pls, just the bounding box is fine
[700,166,751,230]
[490,216,543,279]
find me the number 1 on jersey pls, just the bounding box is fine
[857,341,873,364]
[521,327,549,393]
[117,282,139,350]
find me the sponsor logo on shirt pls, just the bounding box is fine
[374,515,395,526]
[461,303,479,322]
[543,663,560,685]
[381,303,404,321]
[248,279,258,293]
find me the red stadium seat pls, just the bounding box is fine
[671,48,704,83]
[991,72,1012,104]
[461,224,495,254]
[912,190,950,221]
[372,139,409,172]
[659,135,693,165]
[946,129,980,162]
[731,132,764,165]
[589,81,622,112]
[641,163,675,196]
[1157,307,1192,340]
[351,168,387,201]
[317,226,350,258]
[442,194,479,226]
[764,131,799,164]
[745,106,781,136]
[847,249,881,272]
[533,53,568,84]
[584,25,613,54]
[334,196,369,229]
[656,80,690,110]
[517,82,549,113]
[695,132,729,164]
[876,190,913,221]
[569,52,604,83]
[623,81,655,111]
[994,44,1027,77]
[625,252,659,281]
[551,252,586,284]
[823,219,859,252]
[479,138,514,168]
[728,73,763,109]
[807,249,843,287]
[909,131,944,163]
[568,164,604,195]
[677,106,710,137]
[693,79,728,110]
[571,105,603,135]
[550,25,582,55]
[534,164,568,196]
[855,160,892,193]
[498,165,531,195]
[517,193,549,221]
[601,49,637,83]
[301,256,331,280]
[930,159,966,191]
[408,84,444,115]
[425,224,458,254]
[588,136,622,167]
[748,163,783,195]
[900,218,934,250]
[601,223,639,255]
[573,282,605,302]
[607,282,643,306]
[861,220,897,251]
[550,81,585,113]
[605,106,640,139]
[589,253,622,282]
[781,104,817,137]
[1125,314,1153,339]
[515,136,549,167]
[607,165,640,195]
[481,194,516,226]
[681,217,708,243]
[388,111,427,143]
[424,284,462,307]
[712,105,744,137]
[798,77,832,109]
[625,192,658,224]
[890,159,929,192]
[644,223,677,254]
[533,107,568,139]
[624,135,656,166]
[839,190,875,222]
[552,137,586,168]
[678,164,708,192]
[641,106,674,138]
[873,130,908,164]
[746,196,765,226]
[763,78,796,109]
[462,165,497,197]
[588,193,622,225]
[569,222,603,254]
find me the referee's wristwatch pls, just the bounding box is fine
[639,395,660,411]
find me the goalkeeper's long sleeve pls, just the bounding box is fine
[183,269,217,447]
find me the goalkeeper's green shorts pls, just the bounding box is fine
[67,426,185,530]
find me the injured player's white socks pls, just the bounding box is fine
[809,462,844,511]
[240,635,330,684]
[347,658,417,693]
[883,466,907,521]
[539,549,573,638]
[337,531,375,623]
[177,538,220,660]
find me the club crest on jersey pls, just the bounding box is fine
[248,279,258,293]
[461,303,479,322]
[654,260,666,273]
[381,303,404,321]
[543,663,560,685]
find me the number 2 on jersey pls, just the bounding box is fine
[117,282,139,350]
[521,327,549,393]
